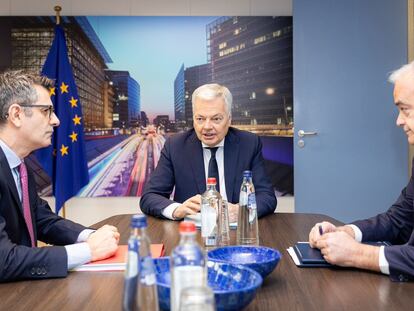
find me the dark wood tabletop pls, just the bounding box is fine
[1,213,413,311]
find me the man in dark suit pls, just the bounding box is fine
[308,62,414,282]
[0,70,119,282]
[141,83,276,221]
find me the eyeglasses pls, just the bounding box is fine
[19,104,55,119]
[194,115,226,125]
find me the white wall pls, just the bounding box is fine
[0,0,291,16]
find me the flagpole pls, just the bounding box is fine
[54,6,61,25]
[54,5,66,219]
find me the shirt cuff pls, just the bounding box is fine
[378,246,390,275]
[161,203,181,220]
[346,224,362,242]
[65,242,92,270]
[77,229,95,242]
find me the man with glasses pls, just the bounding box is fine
[308,62,414,282]
[0,70,119,282]
[141,83,276,221]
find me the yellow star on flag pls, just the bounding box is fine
[49,87,56,96]
[60,82,69,94]
[73,114,81,125]
[69,131,78,142]
[60,144,69,156]
[69,96,78,108]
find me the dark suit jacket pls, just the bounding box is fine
[0,147,86,282]
[352,159,414,282]
[140,127,277,218]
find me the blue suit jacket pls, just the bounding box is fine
[0,147,86,282]
[140,127,277,218]
[352,159,414,282]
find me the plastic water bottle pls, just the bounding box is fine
[237,170,259,245]
[123,214,159,311]
[136,215,159,311]
[123,215,141,311]
[201,177,222,248]
[170,221,207,311]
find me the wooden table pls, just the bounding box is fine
[1,213,413,311]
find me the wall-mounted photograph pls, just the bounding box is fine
[0,15,293,207]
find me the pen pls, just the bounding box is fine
[318,225,323,235]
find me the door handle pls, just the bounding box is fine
[297,130,318,137]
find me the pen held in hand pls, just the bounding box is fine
[318,225,323,235]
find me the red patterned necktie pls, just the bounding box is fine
[19,162,35,247]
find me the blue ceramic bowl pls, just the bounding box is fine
[207,246,281,278]
[153,257,262,311]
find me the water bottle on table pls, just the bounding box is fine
[170,221,207,311]
[237,170,259,245]
[201,177,222,248]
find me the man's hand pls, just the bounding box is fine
[308,221,337,247]
[87,225,120,261]
[316,231,361,266]
[227,203,239,223]
[172,195,202,219]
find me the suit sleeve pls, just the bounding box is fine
[251,136,277,218]
[140,137,177,218]
[352,175,414,282]
[0,213,69,282]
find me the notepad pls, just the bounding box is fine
[287,241,391,268]
[73,244,165,271]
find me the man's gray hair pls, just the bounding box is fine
[0,70,54,123]
[192,83,233,117]
[389,61,414,84]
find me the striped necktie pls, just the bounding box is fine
[19,162,35,247]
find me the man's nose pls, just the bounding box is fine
[396,112,405,127]
[50,112,60,127]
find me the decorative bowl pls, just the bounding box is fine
[207,246,281,278]
[153,257,263,311]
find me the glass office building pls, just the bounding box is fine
[207,16,293,126]
[106,70,140,128]
[0,16,113,129]
[184,63,212,126]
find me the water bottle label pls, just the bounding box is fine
[139,256,156,286]
[239,191,248,206]
[201,201,217,241]
[125,250,138,277]
[172,266,205,311]
[247,193,257,210]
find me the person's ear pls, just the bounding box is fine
[7,104,24,128]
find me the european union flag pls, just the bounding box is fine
[36,25,89,214]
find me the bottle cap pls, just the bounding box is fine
[179,221,196,233]
[243,170,252,177]
[131,214,147,228]
[207,177,216,185]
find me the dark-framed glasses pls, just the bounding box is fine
[19,104,55,119]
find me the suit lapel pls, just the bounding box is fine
[0,147,24,216]
[187,131,206,193]
[224,128,240,201]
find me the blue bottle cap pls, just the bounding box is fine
[131,214,147,228]
[243,170,252,177]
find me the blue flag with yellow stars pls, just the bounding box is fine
[36,25,89,214]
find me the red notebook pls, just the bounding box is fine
[73,244,165,271]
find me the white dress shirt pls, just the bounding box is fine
[162,138,228,219]
[0,139,92,270]
[347,224,389,274]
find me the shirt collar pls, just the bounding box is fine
[0,138,22,170]
[202,137,225,149]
